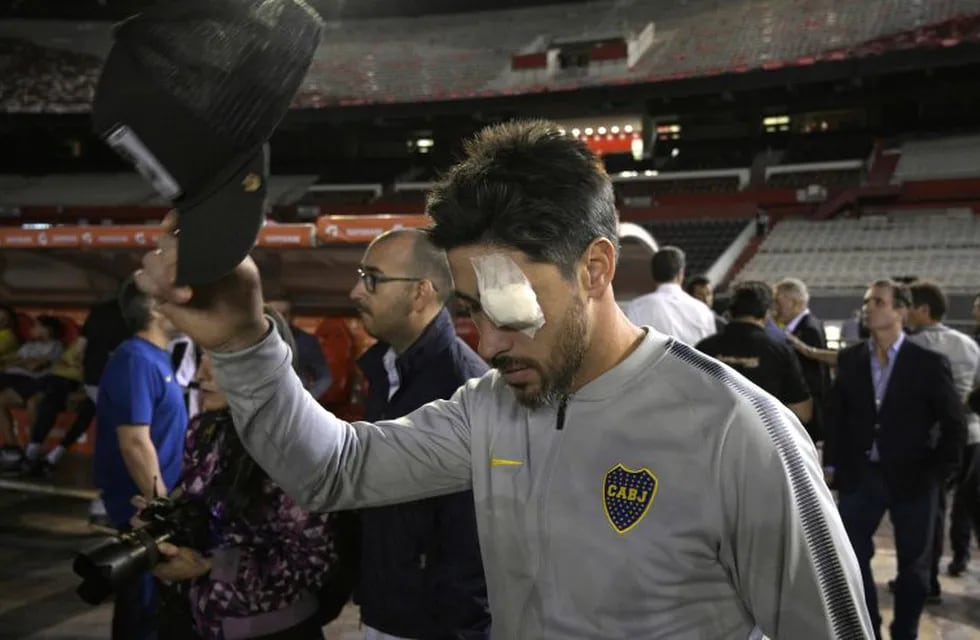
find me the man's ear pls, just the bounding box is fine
[580,238,617,298]
[414,279,437,310]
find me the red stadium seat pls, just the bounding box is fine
[14,313,35,343]
[58,316,80,346]
[315,316,355,406]
[454,316,480,352]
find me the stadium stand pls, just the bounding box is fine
[2,0,979,110]
[766,168,863,189]
[0,37,99,113]
[892,133,980,182]
[0,174,319,207]
[736,209,980,293]
[638,218,748,277]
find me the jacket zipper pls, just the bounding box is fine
[520,397,569,636]
[555,395,569,430]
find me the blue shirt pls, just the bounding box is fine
[868,333,905,462]
[94,336,188,525]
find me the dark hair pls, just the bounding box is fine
[425,119,619,278]
[35,315,63,341]
[206,305,299,521]
[909,280,948,321]
[684,274,711,294]
[870,278,912,309]
[118,276,153,333]
[651,246,685,283]
[729,281,772,319]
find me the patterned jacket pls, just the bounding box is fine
[179,410,337,640]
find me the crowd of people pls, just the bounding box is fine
[4,120,979,640]
[624,245,980,639]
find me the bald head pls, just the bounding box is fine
[370,228,453,305]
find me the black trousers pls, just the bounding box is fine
[838,465,939,640]
[112,572,158,640]
[28,375,91,449]
[949,443,980,563]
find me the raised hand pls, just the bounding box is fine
[134,212,269,352]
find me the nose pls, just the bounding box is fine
[472,316,512,362]
[350,278,366,302]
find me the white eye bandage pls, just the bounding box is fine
[470,253,546,338]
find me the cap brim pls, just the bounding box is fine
[175,146,268,287]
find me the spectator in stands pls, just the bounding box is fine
[0,304,20,361]
[903,280,980,584]
[21,326,85,476]
[696,281,812,424]
[825,279,966,640]
[774,278,831,444]
[0,315,64,471]
[94,277,188,640]
[139,307,352,640]
[684,274,726,333]
[349,228,490,640]
[625,245,716,345]
[268,299,333,400]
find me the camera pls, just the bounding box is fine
[72,495,209,605]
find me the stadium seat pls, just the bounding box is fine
[14,312,35,343]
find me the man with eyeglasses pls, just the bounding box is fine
[347,228,490,640]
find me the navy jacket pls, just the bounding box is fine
[354,308,490,639]
[825,338,966,498]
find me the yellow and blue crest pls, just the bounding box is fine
[602,463,658,534]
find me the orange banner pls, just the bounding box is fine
[0,226,166,248]
[0,217,428,249]
[257,224,316,247]
[315,215,430,244]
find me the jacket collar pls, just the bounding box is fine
[358,308,456,383]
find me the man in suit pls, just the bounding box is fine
[774,277,831,444]
[825,279,966,640]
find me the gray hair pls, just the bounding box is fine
[775,277,810,306]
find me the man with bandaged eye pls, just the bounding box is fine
[134,120,873,639]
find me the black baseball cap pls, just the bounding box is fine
[92,0,323,286]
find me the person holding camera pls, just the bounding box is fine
[142,307,353,640]
[94,277,189,640]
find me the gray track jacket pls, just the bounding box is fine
[212,325,873,639]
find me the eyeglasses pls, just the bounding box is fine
[357,267,436,294]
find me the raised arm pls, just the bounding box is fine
[210,325,475,513]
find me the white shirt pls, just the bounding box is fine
[383,346,400,401]
[625,282,717,346]
[168,334,199,417]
